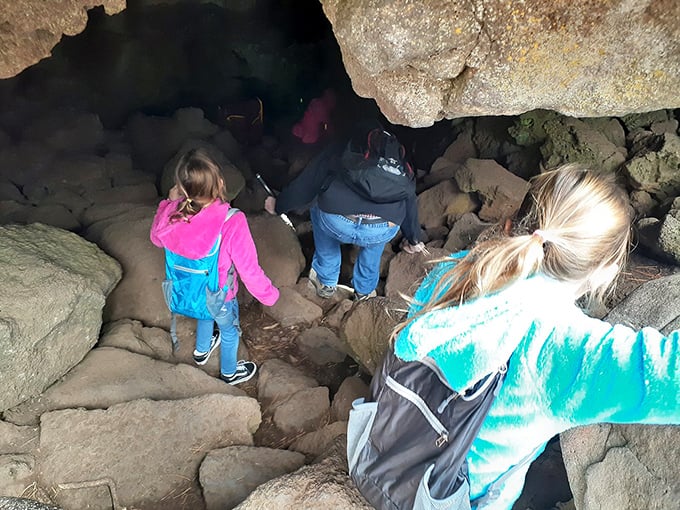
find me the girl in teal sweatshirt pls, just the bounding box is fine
[391,165,679,509]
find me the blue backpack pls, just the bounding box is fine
[161,207,240,351]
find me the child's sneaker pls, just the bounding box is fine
[308,268,336,299]
[221,361,257,385]
[193,329,221,365]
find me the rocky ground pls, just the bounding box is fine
[2,102,680,509]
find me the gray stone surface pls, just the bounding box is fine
[0,421,38,455]
[289,421,348,458]
[83,206,167,328]
[296,327,347,365]
[4,347,244,426]
[38,394,261,510]
[340,297,402,374]
[200,446,305,510]
[266,287,323,327]
[453,158,530,222]
[0,224,121,412]
[0,455,35,499]
[257,359,319,406]
[321,0,680,126]
[0,0,125,79]
[272,387,330,435]
[0,497,60,510]
[562,275,680,510]
[235,436,371,509]
[331,377,370,422]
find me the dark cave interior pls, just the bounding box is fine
[0,0,462,180]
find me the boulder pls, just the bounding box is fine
[540,117,627,173]
[38,394,260,510]
[561,274,680,510]
[384,247,451,307]
[0,0,125,79]
[3,347,244,426]
[0,455,35,499]
[0,224,121,412]
[321,1,680,126]
[246,213,306,289]
[453,159,530,222]
[624,132,680,200]
[340,297,402,373]
[235,436,371,509]
[83,206,168,328]
[200,446,305,510]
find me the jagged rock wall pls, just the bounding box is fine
[321,0,680,127]
[2,1,679,127]
[0,0,125,79]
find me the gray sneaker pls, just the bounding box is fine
[354,289,377,302]
[308,268,336,298]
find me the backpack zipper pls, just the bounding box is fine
[460,363,507,402]
[436,362,508,413]
[173,264,209,275]
[385,375,449,447]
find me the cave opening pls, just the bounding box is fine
[3,2,679,510]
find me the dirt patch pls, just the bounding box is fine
[237,304,358,449]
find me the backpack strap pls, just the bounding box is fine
[169,313,180,352]
[222,207,241,291]
[168,206,241,353]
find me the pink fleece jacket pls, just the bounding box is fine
[150,199,279,306]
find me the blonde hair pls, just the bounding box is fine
[393,164,632,338]
[170,148,227,222]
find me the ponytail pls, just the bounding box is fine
[392,164,632,340]
[169,148,226,223]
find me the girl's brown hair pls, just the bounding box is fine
[393,164,633,338]
[170,148,227,222]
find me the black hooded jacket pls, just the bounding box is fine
[274,142,423,244]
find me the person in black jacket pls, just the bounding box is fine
[264,129,424,300]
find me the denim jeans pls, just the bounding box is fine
[196,297,241,376]
[310,205,400,295]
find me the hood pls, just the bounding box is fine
[151,199,232,259]
[394,263,576,392]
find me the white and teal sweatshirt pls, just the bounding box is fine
[393,253,680,510]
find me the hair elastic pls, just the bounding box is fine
[532,229,547,244]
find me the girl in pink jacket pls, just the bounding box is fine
[151,148,279,385]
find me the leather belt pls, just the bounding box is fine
[344,214,393,225]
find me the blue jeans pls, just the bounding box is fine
[310,205,400,295]
[196,298,241,376]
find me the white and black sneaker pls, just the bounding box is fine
[193,329,221,365]
[221,361,257,385]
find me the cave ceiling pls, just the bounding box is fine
[1,0,679,128]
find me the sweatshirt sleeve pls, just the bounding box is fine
[540,313,680,426]
[219,211,279,306]
[149,199,175,248]
[274,143,342,214]
[400,185,423,244]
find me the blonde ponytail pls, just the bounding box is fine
[392,164,632,339]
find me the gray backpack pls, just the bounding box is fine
[347,348,508,510]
